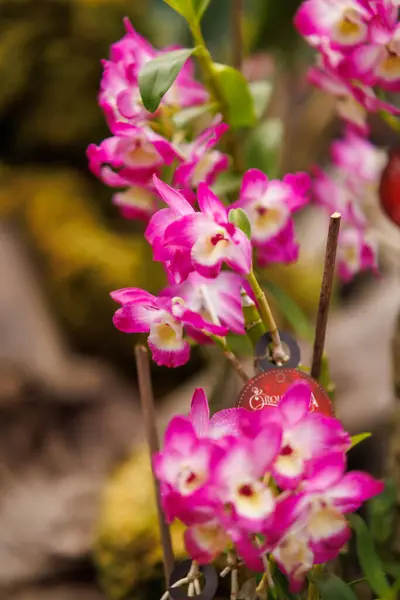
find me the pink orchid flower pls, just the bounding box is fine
[337,226,379,281]
[99,18,207,131]
[161,271,246,335]
[346,3,400,91]
[330,130,388,190]
[173,121,230,189]
[284,452,384,569]
[254,381,351,490]
[308,55,400,133]
[208,423,282,532]
[295,0,371,51]
[273,528,315,593]
[110,288,227,368]
[312,167,368,228]
[153,416,222,524]
[112,184,158,222]
[234,168,310,266]
[87,126,180,186]
[184,519,231,564]
[149,176,253,281]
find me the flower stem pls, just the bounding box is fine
[246,271,287,364]
[190,22,244,172]
[241,288,266,347]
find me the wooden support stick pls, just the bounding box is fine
[311,213,341,381]
[135,345,175,585]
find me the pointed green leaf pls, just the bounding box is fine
[348,513,391,598]
[211,63,256,129]
[263,280,314,341]
[349,432,372,450]
[163,0,210,22]
[249,81,273,120]
[192,0,211,18]
[313,574,358,600]
[228,208,252,239]
[139,48,195,112]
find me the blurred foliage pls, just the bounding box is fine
[94,446,186,599]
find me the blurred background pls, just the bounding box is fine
[0,1,399,599]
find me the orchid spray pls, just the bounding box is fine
[88,1,400,598]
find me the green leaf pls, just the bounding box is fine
[263,280,314,342]
[367,478,396,547]
[349,432,372,450]
[139,48,195,112]
[313,574,358,600]
[228,208,252,239]
[348,513,391,598]
[163,0,210,23]
[211,63,256,129]
[245,118,283,177]
[192,0,211,18]
[249,81,273,120]
[172,103,211,128]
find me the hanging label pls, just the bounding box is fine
[237,368,334,417]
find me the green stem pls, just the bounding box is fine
[190,22,244,172]
[241,288,266,346]
[247,271,286,363]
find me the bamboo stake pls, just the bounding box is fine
[311,213,341,380]
[135,345,175,585]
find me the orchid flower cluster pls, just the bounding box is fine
[87,2,396,596]
[154,381,383,593]
[295,0,400,280]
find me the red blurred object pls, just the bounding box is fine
[379,149,400,228]
[237,368,334,417]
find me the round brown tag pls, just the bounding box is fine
[237,368,334,417]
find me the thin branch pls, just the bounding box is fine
[135,345,175,585]
[311,213,341,380]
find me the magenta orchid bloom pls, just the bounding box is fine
[87,126,180,185]
[234,168,310,266]
[294,0,371,51]
[330,130,388,190]
[188,388,249,440]
[344,3,400,91]
[99,18,207,132]
[173,120,230,189]
[312,167,368,228]
[337,226,379,281]
[162,271,246,335]
[148,176,252,281]
[153,416,222,524]
[110,288,227,368]
[184,519,230,564]
[260,381,351,490]
[112,184,157,222]
[209,423,282,532]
